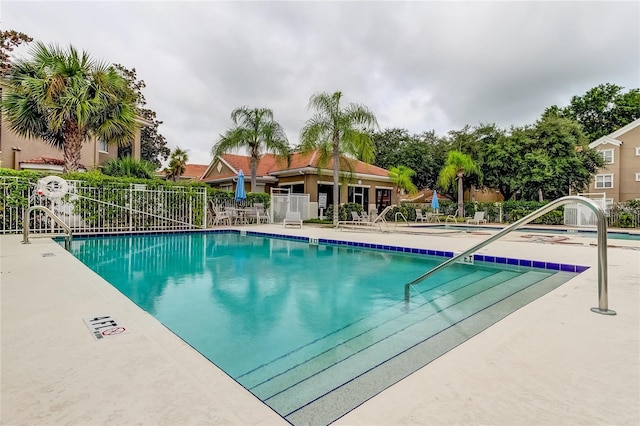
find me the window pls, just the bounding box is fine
[635,147,640,156]
[598,149,613,164]
[594,174,613,189]
[348,186,369,209]
[375,188,391,214]
[279,184,304,194]
[317,184,340,216]
[636,173,640,182]
[98,139,108,153]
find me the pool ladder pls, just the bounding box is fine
[22,206,73,250]
[404,195,616,315]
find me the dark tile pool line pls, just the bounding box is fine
[65,229,589,274]
[245,231,590,274]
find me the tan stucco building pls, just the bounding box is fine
[587,118,640,202]
[0,95,145,172]
[201,151,398,218]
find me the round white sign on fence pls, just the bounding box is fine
[37,176,69,199]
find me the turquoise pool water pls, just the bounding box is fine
[419,224,640,240]
[67,231,579,424]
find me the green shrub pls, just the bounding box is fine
[101,157,158,179]
[325,202,365,221]
[618,212,633,228]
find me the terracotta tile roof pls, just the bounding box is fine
[217,150,390,178]
[157,163,209,180]
[181,164,208,180]
[21,157,86,169]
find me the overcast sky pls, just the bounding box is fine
[3,1,639,165]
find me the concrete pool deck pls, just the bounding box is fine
[1,225,638,425]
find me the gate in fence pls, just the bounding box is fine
[270,187,310,223]
[1,176,207,235]
[564,193,608,227]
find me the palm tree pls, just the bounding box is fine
[438,151,480,218]
[1,42,137,173]
[299,91,378,224]
[212,107,290,192]
[388,165,418,197]
[164,147,188,181]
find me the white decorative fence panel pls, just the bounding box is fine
[1,176,207,235]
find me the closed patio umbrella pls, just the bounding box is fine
[235,170,247,202]
[431,190,439,212]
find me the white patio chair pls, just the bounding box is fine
[283,210,303,228]
[351,211,364,222]
[445,209,459,223]
[466,211,487,225]
[253,203,270,224]
[415,209,427,223]
[244,206,258,224]
[212,205,231,226]
[427,212,441,223]
[226,207,243,225]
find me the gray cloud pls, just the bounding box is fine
[3,0,638,164]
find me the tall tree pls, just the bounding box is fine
[479,126,530,201]
[299,91,378,224]
[164,147,188,181]
[114,64,170,168]
[372,129,449,191]
[0,29,32,76]
[213,107,290,192]
[438,151,480,217]
[1,42,138,172]
[371,128,411,170]
[547,83,640,141]
[519,115,603,200]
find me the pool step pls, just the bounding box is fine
[286,270,575,426]
[252,270,566,420]
[237,268,498,389]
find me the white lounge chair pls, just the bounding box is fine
[445,209,459,223]
[466,211,487,225]
[351,211,367,223]
[415,209,427,223]
[283,210,303,228]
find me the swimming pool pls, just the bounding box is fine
[67,231,582,424]
[417,224,640,240]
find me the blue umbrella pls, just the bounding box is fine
[235,170,247,202]
[431,190,439,212]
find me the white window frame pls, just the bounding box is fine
[594,174,613,189]
[635,172,640,182]
[635,147,640,156]
[98,139,108,153]
[598,149,613,164]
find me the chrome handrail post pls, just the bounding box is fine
[404,196,615,315]
[22,206,73,250]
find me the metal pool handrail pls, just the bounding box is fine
[22,206,73,250]
[404,195,616,315]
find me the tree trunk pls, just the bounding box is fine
[250,155,258,193]
[457,173,464,218]
[63,121,84,173]
[332,146,340,225]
